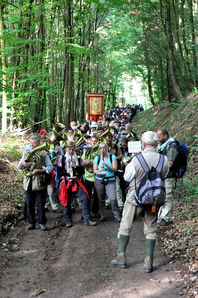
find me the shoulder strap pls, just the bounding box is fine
[97,154,113,166]
[97,156,101,166]
[113,144,118,154]
[167,140,178,151]
[136,154,150,173]
[137,154,164,173]
[62,154,65,169]
[156,154,164,172]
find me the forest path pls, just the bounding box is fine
[0,208,182,298]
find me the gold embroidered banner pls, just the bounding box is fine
[90,97,102,115]
[87,93,104,121]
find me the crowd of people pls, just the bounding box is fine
[104,104,144,123]
[18,104,182,273]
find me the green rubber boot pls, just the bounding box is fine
[111,251,126,268]
[112,234,129,268]
[144,239,156,273]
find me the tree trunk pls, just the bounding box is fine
[64,0,74,126]
[181,0,192,80]
[160,0,182,100]
[188,0,198,86]
[142,19,155,105]
[172,0,193,90]
[0,3,7,132]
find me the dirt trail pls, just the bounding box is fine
[0,208,182,298]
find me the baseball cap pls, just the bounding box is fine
[39,129,47,135]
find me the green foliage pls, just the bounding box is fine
[189,134,198,152]
[15,171,24,182]
[0,0,197,129]
[182,178,198,207]
[173,178,198,225]
[0,135,23,161]
[168,102,180,110]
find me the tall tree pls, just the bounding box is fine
[0,3,7,132]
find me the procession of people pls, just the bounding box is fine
[17,103,183,273]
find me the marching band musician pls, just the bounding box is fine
[93,142,121,222]
[39,129,62,214]
[105,133,124,210]
[82,136,100,218]
[57,141,97,228]
[18,134,53,231]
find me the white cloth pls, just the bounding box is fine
[65,152,79,169]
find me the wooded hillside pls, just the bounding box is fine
[0,0,198,132]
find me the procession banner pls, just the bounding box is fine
[87,93,104,122]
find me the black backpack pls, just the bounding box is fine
[135,154,166,206]
[167,140,189,178]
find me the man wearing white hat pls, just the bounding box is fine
[90,121,97,136]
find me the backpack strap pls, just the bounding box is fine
[62,154,65,169]
[97,154,113,166]
[156,154,164,172]
[136,154,150,173]
[97,156,101,167]
[137,154,164,173]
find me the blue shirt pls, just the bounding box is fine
[94,153,116,181]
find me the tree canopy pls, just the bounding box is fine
[0,0,197,131]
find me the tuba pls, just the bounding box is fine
[23,143,50,177]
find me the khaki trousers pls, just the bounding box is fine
[158,178,174,223]
[119,200,158,240]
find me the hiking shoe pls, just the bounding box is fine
[119,206,123,212]
[112,251,126,268]
[84,220,97,226]
[100,216,106,222]
[159,219,170,227]
[114,215,121,222]
[25,223,35,230]
[66,222,72,228]
[40,224,47,231]
[144,256,153,273]
[92,213,100,219]
[53,209,62,213]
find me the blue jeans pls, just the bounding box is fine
[25,188,46,225]
[64,186,91,225]
[84,179,99,215]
